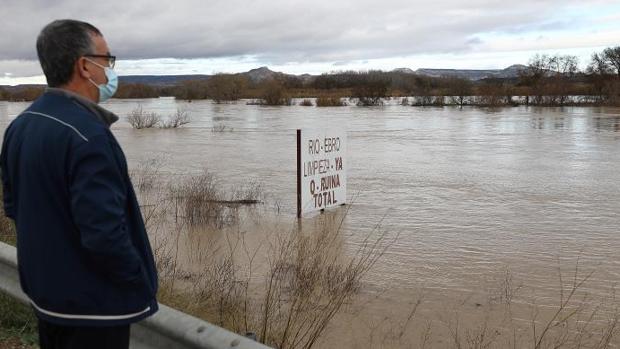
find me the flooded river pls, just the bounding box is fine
[2,98,619,347]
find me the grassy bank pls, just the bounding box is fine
[0,192,38,348]
[0,292,38,349]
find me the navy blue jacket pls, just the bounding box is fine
[0,89,158,326]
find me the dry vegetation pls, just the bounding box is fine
[127,163,620,348]
[151,211,392,349]
[128,163,395,348]
[126,105,191,129]
[160,109,191,129]
[127,105,161,129]
[349,260,619,349]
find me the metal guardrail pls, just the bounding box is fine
[0,241,271,349]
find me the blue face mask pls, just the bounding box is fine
[85,58,118,103]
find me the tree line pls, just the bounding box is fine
[1,46,619,106]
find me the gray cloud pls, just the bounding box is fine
[0,0,617,83]
[1,0,616,65]
[0,60,43,77]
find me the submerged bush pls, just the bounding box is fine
[127,105,161,129]
[127,106,191,129]
[259,80,292,106]
[167,170,262,228]
[160,109,191,129]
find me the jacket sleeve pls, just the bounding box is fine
[69,134,146,287]
[1,127,15,220]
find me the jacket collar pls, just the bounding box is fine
[45,88,119,127]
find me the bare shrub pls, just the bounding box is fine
[256,214,393,348]
[193,212,392,349]
[299,99,313,107]
[432,259,620,349]
[127,105,161,129]
[167,170,262,228]
[129,157,166,193]
[150,201,393,349]
[230,180,263,204]
[530,259,601,349]
[160,109,191,129]
[169,170,233,228]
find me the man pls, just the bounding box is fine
[0,20,158,349]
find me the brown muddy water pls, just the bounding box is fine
[1,98,620,347]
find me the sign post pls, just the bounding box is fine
[297,129,347,218]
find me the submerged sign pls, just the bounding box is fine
[297,129,347,217]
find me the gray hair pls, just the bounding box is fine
[36,20,102,87]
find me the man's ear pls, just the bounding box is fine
[76,57,92,80]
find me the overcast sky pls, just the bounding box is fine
[1,0,619,85]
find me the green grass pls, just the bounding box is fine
[0,291,38,348]
[0,190,37,347]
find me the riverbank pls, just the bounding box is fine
[2,88,620,108]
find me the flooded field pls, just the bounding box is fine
[2,98,619,347]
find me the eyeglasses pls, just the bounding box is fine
[84,54,116,69]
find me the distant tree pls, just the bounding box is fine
[351,72,390,106]
[409,76,434,106]
[206,74,248,103]
[519,54,551,104]
[115,83,160,98]
[547,55,579,105]
[280,75,303,89]
[601,46,620,77]
[518,54,579,105]
[587,47,620,103]
[446,77,473,106]
[389,71,419,95]
[259,80,291,106]
[175,80,208,100]
[588,52,612,76]
[476,79,512,106]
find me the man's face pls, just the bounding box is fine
[84,34,112,85]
